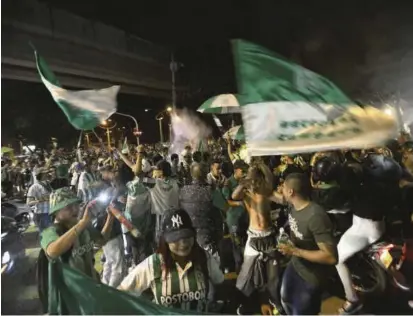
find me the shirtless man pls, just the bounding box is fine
[232,162,273,231]
[231,162,282,314]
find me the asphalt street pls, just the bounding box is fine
[2,201,411,315]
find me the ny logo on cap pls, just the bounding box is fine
[171,214,183,228]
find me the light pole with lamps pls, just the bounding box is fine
[155,106,172,143]
[114,112,140,145]
[84,132,92,147]
[99,119,117,149]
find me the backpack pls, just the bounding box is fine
[36,224,72,314]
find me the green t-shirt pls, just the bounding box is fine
[222,176,246,229]
[40,224,102,280]
[212,187,227,211]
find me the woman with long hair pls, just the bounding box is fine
[118,209,224,312]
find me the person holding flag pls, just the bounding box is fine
[118,208,224,312]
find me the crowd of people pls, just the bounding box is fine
[2,135,413,314]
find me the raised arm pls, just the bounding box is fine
[226,137,236,162]
[116,149,135,170]
[44,205,92,259]
[231,183,247,200]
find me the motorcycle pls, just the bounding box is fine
[327,208,413,297]
[1,201,31,233]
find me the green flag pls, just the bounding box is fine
[34,50,120,130]
[232,39,397,156]
[48,261,200,315]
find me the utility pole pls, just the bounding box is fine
[170,53,178,110]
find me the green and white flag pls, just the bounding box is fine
[34,50,120,130]
[232,39,398,156]
[45,261,198,315]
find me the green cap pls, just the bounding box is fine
[49,187,81,215]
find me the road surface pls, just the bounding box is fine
[2,201,411,314]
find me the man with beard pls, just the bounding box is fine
[273,173,337,315]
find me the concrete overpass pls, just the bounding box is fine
[1,0,183,98]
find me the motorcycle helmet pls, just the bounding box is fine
[362,153,402,184]
[312,156,340,183]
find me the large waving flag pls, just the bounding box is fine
[46,261,198,315]
[34,51,120,130]
[232,39,398,156]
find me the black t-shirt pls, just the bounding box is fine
[288,202,336,286]
[352,182,399,221]
[118,162,134,186]
[311,186,350,211]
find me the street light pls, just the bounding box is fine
[155,107,174,143]
[99,120,117,149]
[84,132,93,147]
[114,112,140,145]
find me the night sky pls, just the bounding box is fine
[3,0,413,147]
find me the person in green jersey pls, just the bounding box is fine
[118,208,224,312]
[40,187,115,279]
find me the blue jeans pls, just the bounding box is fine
[281,262,322,315]
[33,213,52,232]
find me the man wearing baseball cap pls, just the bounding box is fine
[40,187,114,279]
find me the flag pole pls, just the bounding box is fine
[171,53,177,110]
[91,129,106,153]
[76,131,83,162]
[114,112,140,146]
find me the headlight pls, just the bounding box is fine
[2,251,10,265]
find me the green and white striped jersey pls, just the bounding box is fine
[119,252,224,312]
